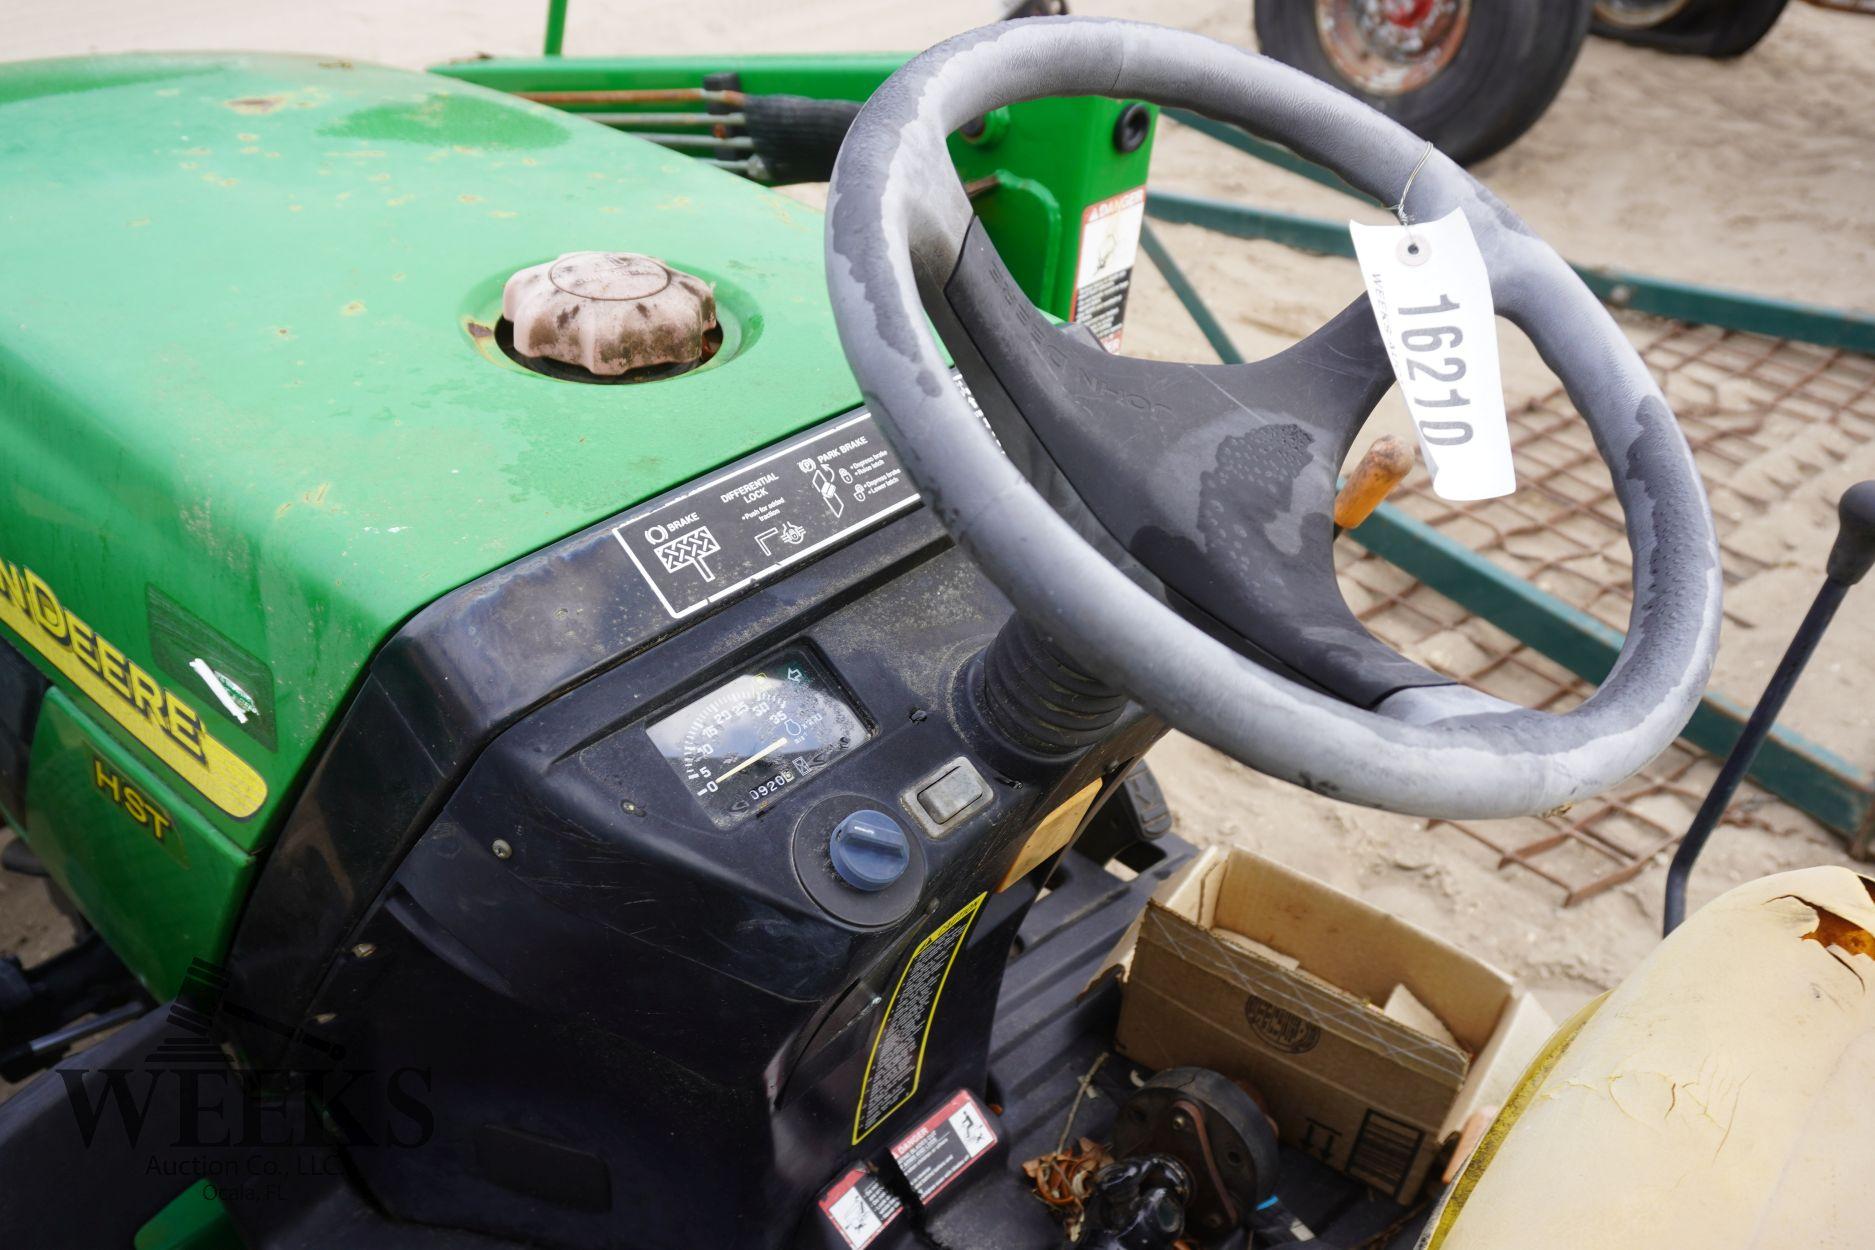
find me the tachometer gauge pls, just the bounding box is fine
[647,648,869,821]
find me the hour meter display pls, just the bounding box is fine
[647,648,869,821]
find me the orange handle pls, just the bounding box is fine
[1333,435,1415,532]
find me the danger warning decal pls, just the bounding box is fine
[889,1089,999,1204]
[1070,186,1146,352]
[817,1166,903,1250]
[0,560,267,819]
[853,894,985,1143]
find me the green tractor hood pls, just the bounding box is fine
[0,53,860,854]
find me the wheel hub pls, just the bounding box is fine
[1316,0,1470,95]
[1592,0,1697,29]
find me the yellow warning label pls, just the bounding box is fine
[0,560,267,820]
[852,893,985,1144]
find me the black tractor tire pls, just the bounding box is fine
[1591,0,1790,58]
[1253,0,1595,166]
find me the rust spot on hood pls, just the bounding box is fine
[226,96,283,114]
[1772,892,1875,986]
[1801,906,1875,960]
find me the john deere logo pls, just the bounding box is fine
[0,558,266,819]
[1244,994,1321,1054]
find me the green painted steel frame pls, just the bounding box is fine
[1159,110,1875,354]
[431,56,1157,323]
[1144,121,1875,851]
[134,1181,240,1250]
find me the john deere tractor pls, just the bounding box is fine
[1,15,1869,1250]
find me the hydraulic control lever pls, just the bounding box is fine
[1332,435,1415,538]
[1664,480,1875,934]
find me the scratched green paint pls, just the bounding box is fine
[432,53,1160,319]
[0,54,866,861]
[0,51,1153,992]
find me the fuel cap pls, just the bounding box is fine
[829,810,911,892]
[502,251,717,376]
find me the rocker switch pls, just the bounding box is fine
[916,761,988,826]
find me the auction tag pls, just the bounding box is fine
[1349,208,1515,501]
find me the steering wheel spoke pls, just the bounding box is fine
[940,218,1443,705]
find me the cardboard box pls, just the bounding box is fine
[1113,846,1552,1202]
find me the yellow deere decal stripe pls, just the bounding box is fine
[0,560,266,820]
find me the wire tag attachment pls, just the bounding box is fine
[1349,207,1515,501]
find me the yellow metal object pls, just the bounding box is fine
[999,780,1103,891]
[1424,993,1607,1245]
[1333,435,1415,532]
[1427,866,1875,1248]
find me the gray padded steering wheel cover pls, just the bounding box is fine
[825,17,1721,818]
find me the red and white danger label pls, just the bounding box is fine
[817,1166,903,1250]
[888,1089,1000,1204]
[1070,186,1146,352]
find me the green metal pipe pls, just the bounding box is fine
[1146,189,1355,259]
[1349,503,1874,842]
[1145,187,1875,353]
[1138,222,1244,365]
[1163,109,1372,204]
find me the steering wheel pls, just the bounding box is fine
[824,17,1721,819]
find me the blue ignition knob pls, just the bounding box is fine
[829,810,911,892]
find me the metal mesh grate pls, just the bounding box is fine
[1338,545,1781,904]
[1338,317,1874,904]
[1386,320,1875,635]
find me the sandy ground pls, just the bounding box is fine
[21,0,1875,313]
[5,3,1874,1028]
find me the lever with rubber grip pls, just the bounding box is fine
[1827,479,1875,587]
[1332,435,1415,537]
[1665,479,1875,933]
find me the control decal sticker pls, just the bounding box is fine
[888,1088,999,1202]
[612,410,920,621]
[612,378,991,621]
[817,1166,902,1249]
[852,893,986,1143]
[0,559,267,819]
